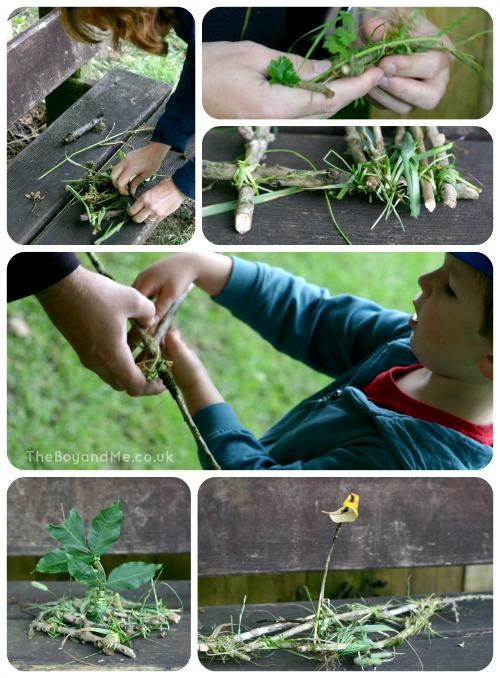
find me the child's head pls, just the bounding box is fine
[449,253,493,343]
[59,8,179,55]
[410,252,493,381]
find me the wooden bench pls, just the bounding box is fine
[7,9,193,245]
[7,477,191,671]
[198,477,493,671]
[202,126,492,246]
[7,8,97,127]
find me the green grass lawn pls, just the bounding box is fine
[7,252,443,470]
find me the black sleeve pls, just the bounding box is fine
[203,7,287,49]
[7,252,80,302]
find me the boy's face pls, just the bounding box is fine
[409,254,492,380]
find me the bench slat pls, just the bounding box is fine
[7,9,97,127]
[198,595,492,671]
[7,581,191,671]
[8,477,190,556]
[198,477,492,576]
[8,68,172,245]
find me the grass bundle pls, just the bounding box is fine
[199,592,490,668]
[64,160,130,244]
[268,9,492,98]
[28,581,182,660]
[325,126,481,232]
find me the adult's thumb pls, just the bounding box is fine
[128,287,157,327]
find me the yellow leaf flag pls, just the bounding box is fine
[322,493,359,523]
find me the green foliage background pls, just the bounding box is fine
[7,252,443,470]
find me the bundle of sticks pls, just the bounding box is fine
[202,126,481,235]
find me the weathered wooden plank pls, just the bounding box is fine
[7,68,172,244]
[198,478,492,576]
[33,133,195,246]
[7,8,98,127]
[7,581,191,671]
[7,477,190,556]
[202,128,492,245]
[198,594,493,671]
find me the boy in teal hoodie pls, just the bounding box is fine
[134,252,493,470]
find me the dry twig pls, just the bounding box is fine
[235,126,275,234]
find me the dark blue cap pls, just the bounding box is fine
[450,253,493,277]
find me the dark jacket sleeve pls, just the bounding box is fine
[151,8,195,199]
[7,253,80,302]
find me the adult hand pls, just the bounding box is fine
[203,40,384,119]
[128,177,187,224]
[111,142,169,197]
[36,265,165,396]
[361,9,453,114]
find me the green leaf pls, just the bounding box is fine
[268,56,300,86]
[107,561,162,591]
[87,498,122,556]
[35,547,71,574]
[67,552,105,589]
[323,11,357,59]
[46,508,87,551]
[31,581,50,591]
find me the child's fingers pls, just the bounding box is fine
[161,327,183,358]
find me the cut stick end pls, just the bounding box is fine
[235,215,252,234]
[425,200,437,213]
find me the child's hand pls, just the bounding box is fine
[133,253,233,333]
[162,328,224,414]
[361,9,453,114]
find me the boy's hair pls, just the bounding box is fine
[451,253,492,342]
[474,270,493,342]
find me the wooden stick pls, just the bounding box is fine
[371,126,386,160]
[64,115,106,144]
[199,593,492,658]
[203,159,348,189]
[33,620,136,658]
[235,126,275,234]
[314,522,342,641]
[410,126,436,212]
[394,126,407,148]
[426,126,457,208]
[344,126,367,164]
[345,127,378,191]
[154,284,195,344]
[80,209,127,222]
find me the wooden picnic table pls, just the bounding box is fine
[202,127,492,246]
[198,593,493,671]
[7,580,191,671]
[8,68,193,246]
